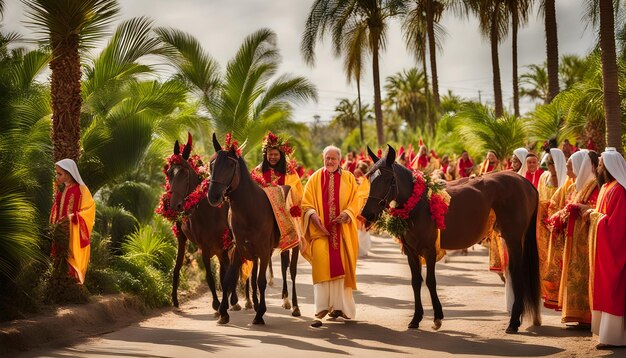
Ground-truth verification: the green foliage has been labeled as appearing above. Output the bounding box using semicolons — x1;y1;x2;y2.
121;225;177;273
93;204;138;252
107;181;160;224
112;256;171;307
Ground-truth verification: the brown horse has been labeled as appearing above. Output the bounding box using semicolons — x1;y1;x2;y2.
361;146;541;334
207;133;298;325
167;135;249;312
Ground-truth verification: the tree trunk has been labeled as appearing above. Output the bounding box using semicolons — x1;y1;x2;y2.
427;0;440;114
490;2;504;118
545;0;560;103
372;34;385;146
600;0;623;152
50;34;82;163
422;41;434;135
512;7;520;117
357;79;364;145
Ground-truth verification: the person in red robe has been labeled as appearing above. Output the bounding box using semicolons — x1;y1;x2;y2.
457;150;474;178
411;145;430;170
586;148;626;348
525;152;545;188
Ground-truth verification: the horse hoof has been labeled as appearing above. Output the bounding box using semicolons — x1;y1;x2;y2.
218;315;230;325
505;326;519;334
533;316;542;326
245;301;253;310
282;299;291;310
230;303;242;311
432;319;442;330
212;300;221;311
268;279;274;287
172;298;179;308
253;317;265;325
213;311;221;318
408;321;420;329
292;307;301;317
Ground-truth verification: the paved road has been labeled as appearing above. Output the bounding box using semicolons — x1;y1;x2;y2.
21;235;608;357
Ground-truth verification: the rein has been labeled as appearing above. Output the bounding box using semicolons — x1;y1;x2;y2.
211;155;240;198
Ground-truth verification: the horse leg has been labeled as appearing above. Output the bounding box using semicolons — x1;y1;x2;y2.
251;259;259;312
280;250;291;310
171;232;187;308
217;253;241;325
268;255;274;287
203;251;220;313
503;235;524;333
425;249;444;330
226;253;241;311
407;251;424;329
253;253;270;325
290;247;301;317
245;277;253;310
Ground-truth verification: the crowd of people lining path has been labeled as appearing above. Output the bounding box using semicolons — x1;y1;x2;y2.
51;131;626;350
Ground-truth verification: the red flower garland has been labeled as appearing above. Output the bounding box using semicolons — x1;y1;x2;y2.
290;205;302;218
224;133;242;156
221;228;233;251
386;170;449;231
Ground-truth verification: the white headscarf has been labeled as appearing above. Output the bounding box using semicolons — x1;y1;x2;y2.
549;148;568;188
602;147;626;189
570;150;592;192
56;159;86;186
513;147;529;177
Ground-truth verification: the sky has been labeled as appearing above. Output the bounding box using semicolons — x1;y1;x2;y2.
1;0;598;124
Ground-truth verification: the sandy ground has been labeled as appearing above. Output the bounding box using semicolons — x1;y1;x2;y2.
14;235;617;357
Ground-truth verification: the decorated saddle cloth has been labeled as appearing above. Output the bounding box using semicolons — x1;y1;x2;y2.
262;186;303;251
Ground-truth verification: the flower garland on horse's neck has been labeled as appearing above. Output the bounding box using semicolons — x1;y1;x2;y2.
156;144;211;228
376;169;450;238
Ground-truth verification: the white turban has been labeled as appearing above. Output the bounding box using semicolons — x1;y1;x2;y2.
549;148;568;188
602;147;626;189
513;147;529;177
570;150;592;192
56;159;86;186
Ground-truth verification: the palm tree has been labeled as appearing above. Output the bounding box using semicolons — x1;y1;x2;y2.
23;0;120;162
385;68;429;132
470;0;509;118
302;0;408;146
597;0;622;151
341;17;368;144
331;98;361;134
402;0;446;130
455;102;526;161
560;54;588;91
520;63;549;104
504;0;532;117
210;29;318;163
542;0;560;103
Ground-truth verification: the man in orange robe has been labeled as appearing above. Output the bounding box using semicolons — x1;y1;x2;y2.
301;145;360;328
587;148;626;348
50;159;96;284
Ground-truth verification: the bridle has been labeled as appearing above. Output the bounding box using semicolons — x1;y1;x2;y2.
210;154;240;197
367;166;397;207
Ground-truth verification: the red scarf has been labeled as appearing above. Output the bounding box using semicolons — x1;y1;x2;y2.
321;169;344;278
263;168;286;185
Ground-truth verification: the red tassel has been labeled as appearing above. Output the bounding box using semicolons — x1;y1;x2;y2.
187;132;193;151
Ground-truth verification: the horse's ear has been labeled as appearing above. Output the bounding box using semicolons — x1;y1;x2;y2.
174;140;180;155
386;144;396;167
367;146;379;164
212;132;222;152
182;132;192;159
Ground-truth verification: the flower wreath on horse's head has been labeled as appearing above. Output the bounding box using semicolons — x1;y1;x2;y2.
224;133;242;156
262;131;294;157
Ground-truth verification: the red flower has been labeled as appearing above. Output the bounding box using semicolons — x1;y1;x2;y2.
290;205;302;218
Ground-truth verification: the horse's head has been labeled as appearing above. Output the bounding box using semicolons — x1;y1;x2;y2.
207;133;240;207
361;145;398;228
167;133;200;212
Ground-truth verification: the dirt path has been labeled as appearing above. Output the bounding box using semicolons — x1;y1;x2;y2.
17;235;611;357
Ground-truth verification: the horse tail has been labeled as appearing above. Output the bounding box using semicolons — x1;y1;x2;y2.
522;205;541;325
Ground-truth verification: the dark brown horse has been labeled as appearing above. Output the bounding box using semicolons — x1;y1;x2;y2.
167;135;249;312
361;146;541;334
208;133;299;324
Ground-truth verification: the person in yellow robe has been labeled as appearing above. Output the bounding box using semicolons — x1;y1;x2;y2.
558;150;599;325
50;159;96;284
536;148;567;297
301;145;360;328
